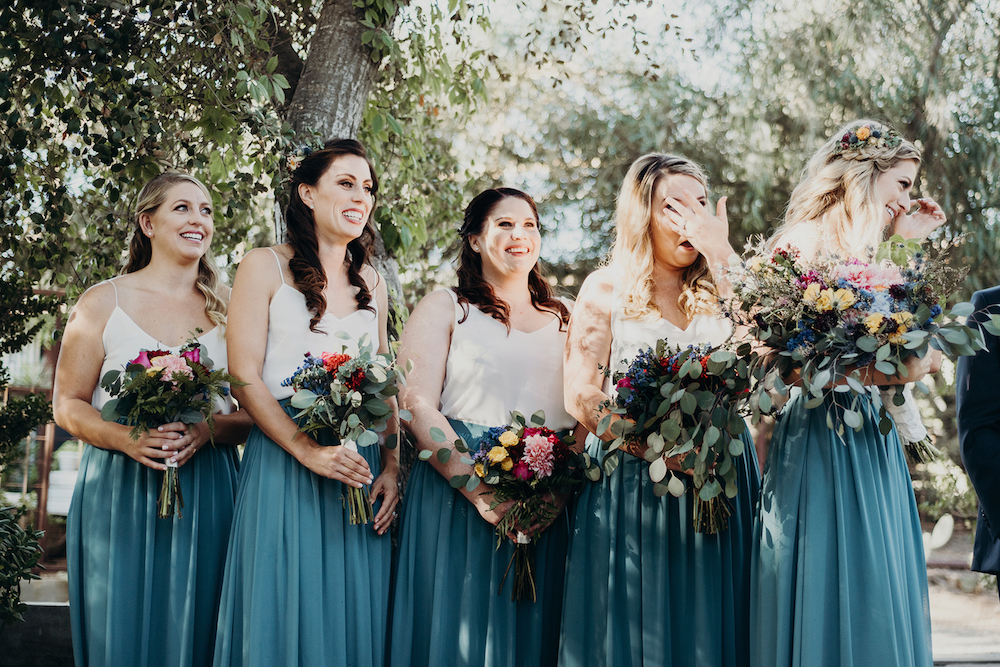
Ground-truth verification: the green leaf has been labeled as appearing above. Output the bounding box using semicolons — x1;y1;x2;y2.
100;399;120;422
856;336;878;353
290;389;318;409
950;302;974;318
418;450;433;461
430;427;446;442
436;448;452;464
530;410;545;426
728;438;744;456
874;361;897;376
602;451;620;477
679;393;697;415
465;476;480;492
449;474;469;489
842;409;862;430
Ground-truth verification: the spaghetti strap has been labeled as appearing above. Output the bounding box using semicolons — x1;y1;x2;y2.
268;247;286;285
106;278;119;307
444;288;462;324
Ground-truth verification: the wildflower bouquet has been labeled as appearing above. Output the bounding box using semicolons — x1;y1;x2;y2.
100;335;238;519
727;236;991;460
597;341;752;534
422;411;596;601
281;332;408;525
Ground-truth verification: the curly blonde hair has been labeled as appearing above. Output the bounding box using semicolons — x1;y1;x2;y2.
770;120;922;259
125;172;228;328
609;153;719;320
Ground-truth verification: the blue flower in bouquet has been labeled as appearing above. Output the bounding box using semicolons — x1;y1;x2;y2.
787;328;816;356
870;292;895;316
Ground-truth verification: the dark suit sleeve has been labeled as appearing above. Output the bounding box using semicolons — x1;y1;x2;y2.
957;288;1000;541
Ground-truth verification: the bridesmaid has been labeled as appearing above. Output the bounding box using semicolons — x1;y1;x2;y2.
212;139;400;666
54;172;251;667
389;187;576;667
752;121;944;666
560;154;760;667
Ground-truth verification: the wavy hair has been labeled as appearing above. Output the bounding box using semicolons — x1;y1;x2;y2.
125;172;227;328
456;188;570;330
769;119;922;259
609;154;719;320
285;138;378;333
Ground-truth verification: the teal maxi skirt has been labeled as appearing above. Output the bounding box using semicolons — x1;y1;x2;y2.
67;442;239;667
388;419;570;667
212;402;391;667
558;428;760;667
751;391;932;666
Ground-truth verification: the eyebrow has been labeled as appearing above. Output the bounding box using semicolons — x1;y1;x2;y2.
333;172;374;184
172;198;211;208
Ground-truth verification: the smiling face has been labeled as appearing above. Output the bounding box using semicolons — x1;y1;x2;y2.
649;173;707;270
139;181;214;262
875;159;918;224
298;154;374;243
469;196;541;280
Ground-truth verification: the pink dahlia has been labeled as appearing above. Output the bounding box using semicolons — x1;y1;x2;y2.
149;354;194;382
522;433;554;478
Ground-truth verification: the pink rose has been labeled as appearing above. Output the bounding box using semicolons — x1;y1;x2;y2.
522;433;554;478
616;377;633;391
149;354;194;382
181;347;200;364
513;461;533;481
129;350;152;368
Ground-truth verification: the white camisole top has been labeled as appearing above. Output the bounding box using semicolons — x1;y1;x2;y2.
437;289;576;431
90;279;234;415
260;247;380;400
605;276;732;396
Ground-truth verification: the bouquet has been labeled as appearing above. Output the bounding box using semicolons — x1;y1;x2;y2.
727;236;995;461
281;332;408;525
100;334;239;519
598;341;752;534
421;411;597;602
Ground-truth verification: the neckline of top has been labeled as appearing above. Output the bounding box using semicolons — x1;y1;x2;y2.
112;306;218;350
276;282;374;322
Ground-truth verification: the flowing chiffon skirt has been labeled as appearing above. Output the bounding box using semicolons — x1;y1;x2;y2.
558;428;760;667
212;401;391;667
751;391;932;667
67;442;239;667
388;419;570;667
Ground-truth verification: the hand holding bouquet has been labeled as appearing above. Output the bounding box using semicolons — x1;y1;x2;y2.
100;334;239;518
598;341;752;534
421;411;596;601
727;236;998;460
281;332;408;525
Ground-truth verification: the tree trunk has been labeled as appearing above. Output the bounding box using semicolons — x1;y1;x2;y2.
280;0;404;327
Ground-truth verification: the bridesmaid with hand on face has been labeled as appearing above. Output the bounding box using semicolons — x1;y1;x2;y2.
213;139;400;667
54;172;251;667
559;154;760;667
389;188;577;667
752;121;943;667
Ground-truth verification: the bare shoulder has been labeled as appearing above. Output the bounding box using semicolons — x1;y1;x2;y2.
774;224;823;259
576;268;615;310
69;281;117;327
411;288;456;321
361;263;384;295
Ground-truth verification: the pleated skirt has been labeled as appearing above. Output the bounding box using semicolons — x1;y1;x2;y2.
751;391;932;667
212;402;391;667
558;428;760;667
388;419;570;667
66;442;240;667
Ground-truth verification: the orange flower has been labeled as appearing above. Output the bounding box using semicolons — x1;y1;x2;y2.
855;126;871;141
322;352;351;373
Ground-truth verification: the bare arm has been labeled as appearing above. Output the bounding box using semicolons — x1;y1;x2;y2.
226;247;372;489
562;270;617;438
368;269;401;535
53;284;189;470
397;290;511;526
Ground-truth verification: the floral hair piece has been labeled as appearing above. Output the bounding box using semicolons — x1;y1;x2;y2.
833;123;903;159
285;138;326;175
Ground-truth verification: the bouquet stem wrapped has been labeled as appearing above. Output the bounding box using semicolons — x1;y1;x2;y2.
282;333;409;525
426;411;597;602
100;334;239;519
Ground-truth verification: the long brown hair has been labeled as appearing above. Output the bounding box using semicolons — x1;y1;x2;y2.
455;188;569;330
126;172;227;328
285;138;379;333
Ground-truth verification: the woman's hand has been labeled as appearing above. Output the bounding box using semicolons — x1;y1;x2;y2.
156;421;212;468
892;198;946;240
121;425;186;470
664;190;736;269
299;442;373;488
370;462;400;536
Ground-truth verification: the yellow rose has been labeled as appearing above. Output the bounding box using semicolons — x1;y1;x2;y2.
748;256;764;272
864;313;884;334
474;463;486;478
888;332;907;345
498;431;519;447
501;458;514;472
815;289;834;312
803;283;821;302
856;126;871;141
488;446;509;464
833;288;855;310
891;311;914;328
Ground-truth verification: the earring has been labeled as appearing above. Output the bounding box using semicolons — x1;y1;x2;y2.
473;244;480;251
